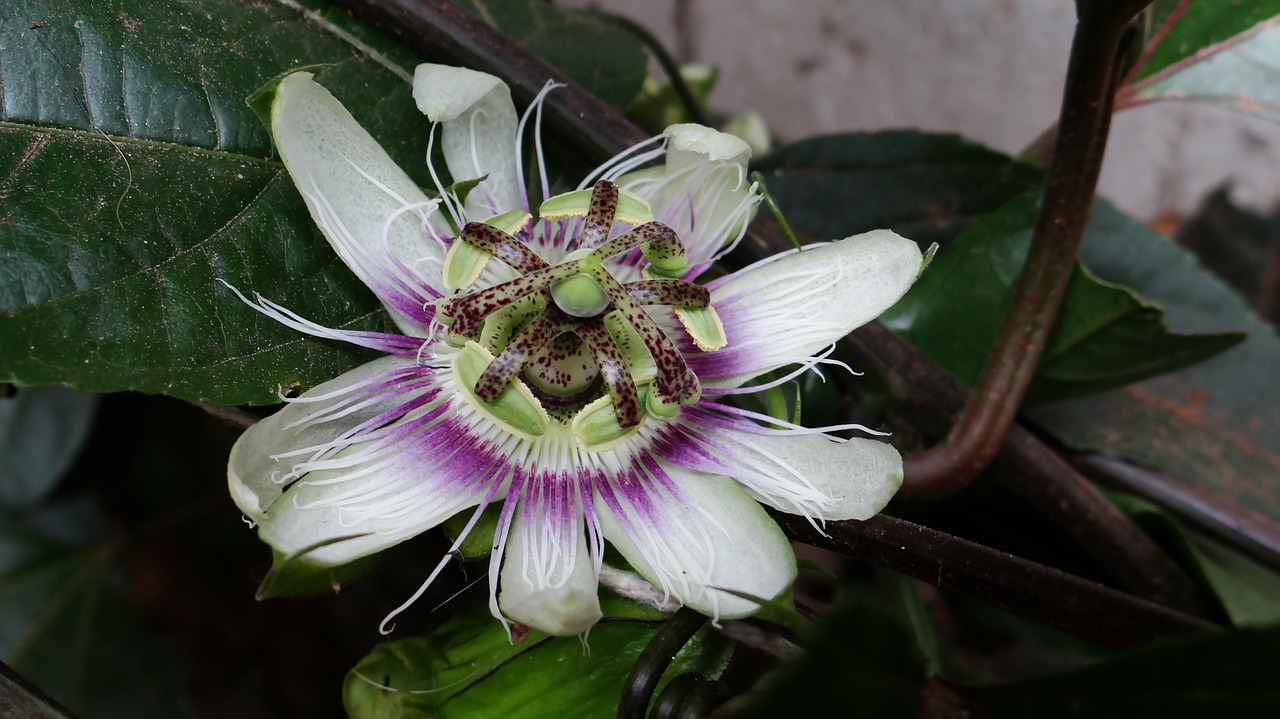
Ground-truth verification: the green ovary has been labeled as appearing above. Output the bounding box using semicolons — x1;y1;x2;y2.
550;273;611;318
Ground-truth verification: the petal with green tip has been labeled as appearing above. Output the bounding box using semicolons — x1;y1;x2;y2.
268;72;447;335
413;64;521;218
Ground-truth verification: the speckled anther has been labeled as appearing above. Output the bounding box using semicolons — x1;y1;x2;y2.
436;178;724;432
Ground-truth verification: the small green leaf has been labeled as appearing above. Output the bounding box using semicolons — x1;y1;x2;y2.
343;593;730;719
1188;534;1280;628
1109;493;1280;629
627;64;718;132
256;541;378;599
713;586;812;641
880;194;1243;403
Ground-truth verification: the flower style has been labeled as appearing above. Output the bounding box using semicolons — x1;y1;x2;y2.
228;64;925;637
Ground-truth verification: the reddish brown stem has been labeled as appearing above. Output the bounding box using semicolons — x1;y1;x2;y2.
901;1;1149;500
776;513;1216;650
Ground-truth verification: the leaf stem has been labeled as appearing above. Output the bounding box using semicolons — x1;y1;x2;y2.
899;0;1151;500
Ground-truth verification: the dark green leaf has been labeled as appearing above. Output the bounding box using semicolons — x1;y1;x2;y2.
1188;534;1280;628
0;0;432;405
0;388;98;508
880;194;1242;403
751;131;1043;246
343;593;730;719
452;0;647;110
0;501;193;719
1110;491;1280;629
1131;1;1280;83
976;626;1280;718
1028;201;1280;542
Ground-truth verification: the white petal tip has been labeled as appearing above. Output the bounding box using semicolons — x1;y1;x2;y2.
501;585;603;637
664;123;752;163
412;63;508;122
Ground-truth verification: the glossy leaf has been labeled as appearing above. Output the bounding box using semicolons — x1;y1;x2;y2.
0;501;192;719
342;593;730;719
880;194;1243;403
0;0;420;405
1130;1;1280;84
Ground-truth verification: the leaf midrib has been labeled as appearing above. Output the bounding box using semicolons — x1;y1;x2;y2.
0;119;283;169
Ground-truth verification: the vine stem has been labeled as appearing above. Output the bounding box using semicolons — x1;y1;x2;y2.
899;0;1151;500
774;513;1216;650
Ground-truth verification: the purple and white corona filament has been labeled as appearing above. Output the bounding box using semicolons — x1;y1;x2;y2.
227;65;925;637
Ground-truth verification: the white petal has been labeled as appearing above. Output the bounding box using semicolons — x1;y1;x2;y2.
696;229;924;388
413;64;521;217
618;124;759;274
666;123;751;166
499;510;602;636
271;72;446;334
228;355;423;523
718;431;902;521
230;354;501;567
257;458;489;566
597;468;796;620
